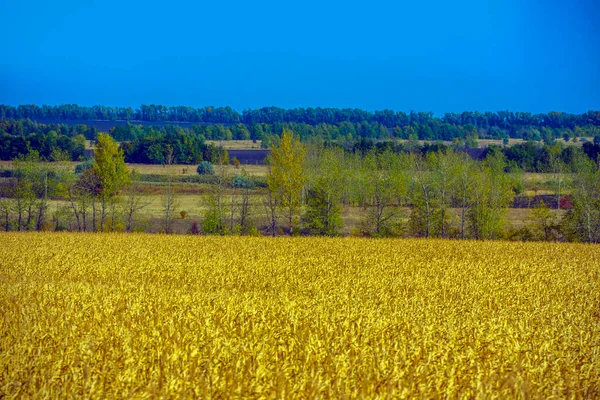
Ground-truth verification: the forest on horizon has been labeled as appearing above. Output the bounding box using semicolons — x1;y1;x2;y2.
2;104;600;138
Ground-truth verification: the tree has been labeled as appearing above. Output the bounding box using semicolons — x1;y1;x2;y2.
562;153;600;242
162;146;179;233
0;183;12;231
202;162;228;235
231;170;256;235
429;151;459;238
454;153;476;239
94;133;130;231
547;145;568;210
122;170;151;232
197;161;215;175
468;151;515;240
526;200;558;241
267;129;306;235
303;146;347;236
69;167;102;231
407;153;435;238
359;150;406;237
11;152;41;230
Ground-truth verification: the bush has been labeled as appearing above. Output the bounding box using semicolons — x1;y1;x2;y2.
232;175;255;189
180;210;187;219
197;161;215;175
75;161;94;174
190;222;200;235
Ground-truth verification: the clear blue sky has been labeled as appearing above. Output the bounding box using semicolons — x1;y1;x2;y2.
1;0;598;114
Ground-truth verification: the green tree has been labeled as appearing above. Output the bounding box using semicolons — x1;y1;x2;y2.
197;161;215;175
468;151;515;240
453;152;476;239
562;153;600;242
430;151;460;238
547;144;568;210
526;200;558;241
202;162;229;235
267;129;306;235
359;150;406;237
303;146;347;236
11;152;40;230
407;153;436;238
94;133;130;231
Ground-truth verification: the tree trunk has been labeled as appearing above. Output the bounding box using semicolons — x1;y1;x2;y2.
100;198;107;232
92;199;97;232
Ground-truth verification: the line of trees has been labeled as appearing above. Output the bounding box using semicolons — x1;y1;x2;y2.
2;104;600;140
194;131;600;242
3;117;600;171
1;131;599;242
0;120;226;165
0;134;130;232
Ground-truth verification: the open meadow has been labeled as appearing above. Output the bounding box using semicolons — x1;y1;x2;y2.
1;233;599;397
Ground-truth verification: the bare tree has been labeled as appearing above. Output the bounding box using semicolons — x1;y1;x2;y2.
123;170;151;232
162;146;179;233
263;182;279;237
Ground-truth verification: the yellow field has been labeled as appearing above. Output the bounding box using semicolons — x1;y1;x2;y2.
1;234;599;398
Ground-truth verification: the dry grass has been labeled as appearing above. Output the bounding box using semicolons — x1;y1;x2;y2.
1;234;599;397
127;163;269;177
206;140;263;150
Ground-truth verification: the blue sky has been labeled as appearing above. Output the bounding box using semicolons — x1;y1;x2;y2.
0;0;598;114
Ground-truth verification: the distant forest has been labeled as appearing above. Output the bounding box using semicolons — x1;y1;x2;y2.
2;118;600;172
2;105;600;170
1;104;600;141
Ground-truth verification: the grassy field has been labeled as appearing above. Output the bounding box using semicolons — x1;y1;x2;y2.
206;140;263;149
128;163;270;177
415;138;590;148
0;158;570;191
0;161;270;177
1;233;599;397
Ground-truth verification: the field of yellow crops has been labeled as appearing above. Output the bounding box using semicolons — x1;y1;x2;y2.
1;233;599;398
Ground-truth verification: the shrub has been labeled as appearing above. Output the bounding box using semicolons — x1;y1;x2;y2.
75;161;94;174
232;175;255;189
180;210;187;219
197;161;215;175
190;222;200;235
247;226;261;236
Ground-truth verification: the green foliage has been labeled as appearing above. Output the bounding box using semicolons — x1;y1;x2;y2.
268;130;306;234
359;150;406;237
303;187;343;236
232;175;255;189
197;161;215;175
561;153;600;243
202;196;227;235
75;161;93;174
303;146;347;236
94;133;130;198
467;152;515;240
526;200;559;241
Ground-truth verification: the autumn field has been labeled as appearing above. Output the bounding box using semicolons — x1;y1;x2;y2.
1;233;599;398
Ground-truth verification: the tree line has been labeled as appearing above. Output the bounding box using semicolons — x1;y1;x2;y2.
0;119;226;165
1;131;599;242
3;118;600;171
265;131;600;242
2;104;600;140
